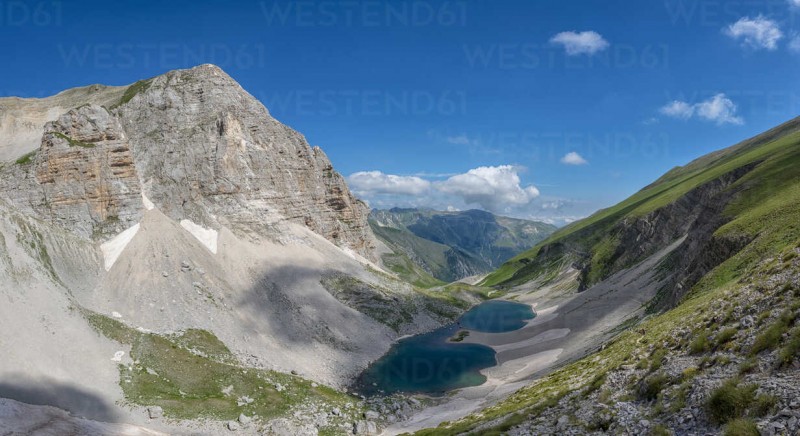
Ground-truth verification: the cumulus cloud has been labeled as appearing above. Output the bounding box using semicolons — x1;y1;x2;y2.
347;171;431;196
724;16;783;50
659;94;743;125
659;100;695;120
560;152;588;165
695;94;744;125
790;0;800;8
550;31;610;55
435;165;539;212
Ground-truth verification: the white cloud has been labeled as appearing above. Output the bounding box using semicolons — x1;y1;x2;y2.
435;165;539;212
347;171;431;196
724;16;783;50
446;135;472;145
790;0;800;8
695;94;744;125
790;35;800;52
659;94;743;125
659;100;695;120
550;31;610;56
560;152;588;165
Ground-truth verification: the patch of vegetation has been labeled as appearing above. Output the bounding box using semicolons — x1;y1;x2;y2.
681;367;699;381
52;131;95;148
649;348;668;372
714;327;738;349
650;424;672;436
584;373;606;396
750;393;777;417
320;273;415;331
751;310;795;355
705;378;757;425
15;151;36;165
689;330;710;354
449;330;469;342
638;373;671;401
83;311;357;422
479;413;526;436
738;357;759;375
167;329;236;364
112;79;152;109
777;327;800;368
723;418;760;436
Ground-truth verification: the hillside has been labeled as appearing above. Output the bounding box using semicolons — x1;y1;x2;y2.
370;208;556;285
412;118;800;435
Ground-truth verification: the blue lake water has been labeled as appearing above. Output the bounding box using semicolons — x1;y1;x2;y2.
354;300;535;396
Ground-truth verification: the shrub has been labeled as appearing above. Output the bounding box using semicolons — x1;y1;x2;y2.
585;373;606;395
777;328;800;368
750;394;777;417
690;331;711;354
738;357;759;375
682;367;699;381
751;310;794;355
639;373;671;401
649;424;672;436
705;378;757;424
715;327;738;349
723;418;759;436
649;348;668;371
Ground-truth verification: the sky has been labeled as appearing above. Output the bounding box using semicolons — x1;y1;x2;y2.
1;0;799;225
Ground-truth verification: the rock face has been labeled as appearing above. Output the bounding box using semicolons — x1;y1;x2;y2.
0;64;376;259
33;105;143;237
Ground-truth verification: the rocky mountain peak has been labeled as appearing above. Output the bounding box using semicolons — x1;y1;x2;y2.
0;65;377;259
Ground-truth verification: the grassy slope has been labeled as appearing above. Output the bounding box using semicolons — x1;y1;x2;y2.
371;223;449;287
83;311;362;430
482;117;800;288
417;118;800;435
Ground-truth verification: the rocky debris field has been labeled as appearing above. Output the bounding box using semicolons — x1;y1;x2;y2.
503;249;800;436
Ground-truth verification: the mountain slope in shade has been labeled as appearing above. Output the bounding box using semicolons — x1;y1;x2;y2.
370;208;556;284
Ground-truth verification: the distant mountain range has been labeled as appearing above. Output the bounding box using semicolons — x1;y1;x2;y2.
369;208;557;285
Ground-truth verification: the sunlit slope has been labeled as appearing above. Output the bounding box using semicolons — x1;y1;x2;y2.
483;116;800;293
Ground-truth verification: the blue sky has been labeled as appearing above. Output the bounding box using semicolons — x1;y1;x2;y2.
2;0;799;224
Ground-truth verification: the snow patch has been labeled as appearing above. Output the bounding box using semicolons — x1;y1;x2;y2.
180;219;218;254
142;192;155;210
101;223;140;271
111;311;122;319
111;351;125;362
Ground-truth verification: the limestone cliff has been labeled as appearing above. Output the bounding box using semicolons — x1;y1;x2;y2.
0;64;377;260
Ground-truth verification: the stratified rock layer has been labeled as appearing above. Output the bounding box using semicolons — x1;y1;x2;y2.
35;105;143;237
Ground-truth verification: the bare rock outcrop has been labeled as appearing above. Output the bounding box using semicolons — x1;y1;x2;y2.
34;105;143;237
112;64;375;259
